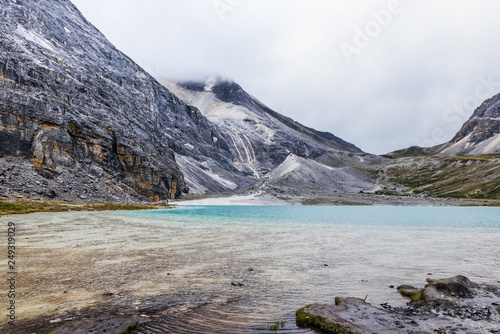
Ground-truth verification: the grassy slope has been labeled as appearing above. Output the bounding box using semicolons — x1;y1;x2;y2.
383;154;500;200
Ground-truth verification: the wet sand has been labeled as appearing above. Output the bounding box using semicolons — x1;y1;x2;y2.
2;210;317;333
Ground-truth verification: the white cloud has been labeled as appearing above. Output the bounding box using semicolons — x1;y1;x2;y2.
71;0;500;154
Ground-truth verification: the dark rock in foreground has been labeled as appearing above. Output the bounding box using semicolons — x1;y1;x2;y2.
297;275;500;334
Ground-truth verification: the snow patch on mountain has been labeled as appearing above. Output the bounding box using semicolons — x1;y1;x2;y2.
164;81;263;124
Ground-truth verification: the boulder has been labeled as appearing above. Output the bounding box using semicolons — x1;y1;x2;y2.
297;276;500;334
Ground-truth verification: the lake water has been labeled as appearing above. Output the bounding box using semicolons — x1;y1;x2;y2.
118;205;500;333
12;205;500;333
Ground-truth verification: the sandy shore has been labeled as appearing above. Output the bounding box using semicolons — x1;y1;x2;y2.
174;192;495;207
174;192;290;206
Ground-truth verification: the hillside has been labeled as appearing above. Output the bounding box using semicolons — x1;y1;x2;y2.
380;154;500;200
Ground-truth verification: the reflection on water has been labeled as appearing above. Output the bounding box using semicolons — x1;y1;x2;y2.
9;206;500;333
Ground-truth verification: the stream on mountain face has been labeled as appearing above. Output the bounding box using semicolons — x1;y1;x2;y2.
4;206;500;333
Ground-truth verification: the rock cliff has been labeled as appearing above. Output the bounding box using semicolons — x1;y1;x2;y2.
0;0;232;201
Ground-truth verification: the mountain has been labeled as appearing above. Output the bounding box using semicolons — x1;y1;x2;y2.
380;154;500;199
0;0;381;202
265;153;375;194
438;92;500;155
385;91;500;158
163;78;382;195
0;0;242;202
380;91;500;200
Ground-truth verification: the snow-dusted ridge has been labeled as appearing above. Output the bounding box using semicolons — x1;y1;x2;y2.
437;92;500;155
163;79;382;195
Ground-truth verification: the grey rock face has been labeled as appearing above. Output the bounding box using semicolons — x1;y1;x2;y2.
0;157;149;203
0;0;234;200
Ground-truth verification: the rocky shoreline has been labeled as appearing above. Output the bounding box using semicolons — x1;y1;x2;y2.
297;275;500;334
0;157;153;204
14;275;500;334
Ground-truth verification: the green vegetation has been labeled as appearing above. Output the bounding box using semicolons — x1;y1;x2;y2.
374;189;401;196
397;285;426;302
296;305;356;334
496;307;500;315
335;296;342;306
0;198;168;216
267;320;285;333
0;200;36;213
384;154;500;201
353;166;380;180
122;322;138;334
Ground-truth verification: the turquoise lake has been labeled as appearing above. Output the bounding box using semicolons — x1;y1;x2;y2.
135;205;500;229
114;205;500;333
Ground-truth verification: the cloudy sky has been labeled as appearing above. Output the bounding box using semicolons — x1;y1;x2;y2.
71;0;500;154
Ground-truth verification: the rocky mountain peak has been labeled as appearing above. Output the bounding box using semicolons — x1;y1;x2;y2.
439;92;500;155
163;79;378;195
0;0;379;201
178;77;257;110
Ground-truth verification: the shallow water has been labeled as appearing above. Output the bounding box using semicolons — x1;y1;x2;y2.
8;206;500;333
